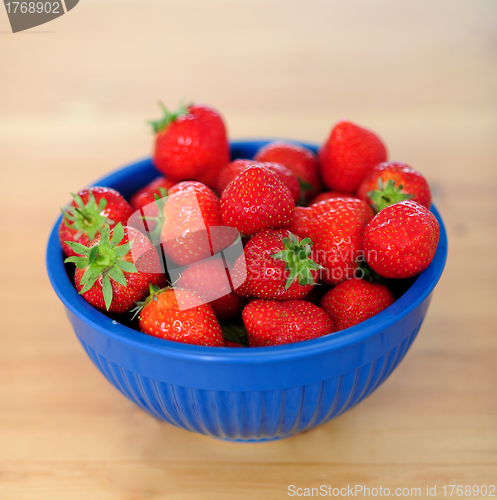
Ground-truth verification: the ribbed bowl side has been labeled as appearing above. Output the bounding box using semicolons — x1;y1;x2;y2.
76;321;422;441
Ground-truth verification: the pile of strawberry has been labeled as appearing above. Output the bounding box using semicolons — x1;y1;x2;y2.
59;102;439;348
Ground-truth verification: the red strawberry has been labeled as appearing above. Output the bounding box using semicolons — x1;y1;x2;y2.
220;165;295;236
224;340;245;348
127;177;177;240
290;197;374;285
59;187;134;257
129;176;176;211
319;121;387;193
254;142;322;203
160;181;237;266
320;279;395;331
308;190;357;206
242;299;334;346
149;102;229;189
232;229;321;301
137;285;225;346
65;223;166;313
176;257;245;320
356;161;432;212
217;159;300;203
362;200;440;279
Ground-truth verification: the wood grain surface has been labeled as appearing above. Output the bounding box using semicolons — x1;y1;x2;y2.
1;1;496;498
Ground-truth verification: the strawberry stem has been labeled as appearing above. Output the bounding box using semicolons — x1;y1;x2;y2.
61;190;114;242
147;101;190;134
64;223;138;311
367;179;415;212
131;283;164;320
270;232;323;290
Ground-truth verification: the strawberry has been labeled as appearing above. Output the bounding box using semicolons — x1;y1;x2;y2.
356;161;432;212
129;176;176;211
64;223;166;313
254;141;322;203
160;181;237;266
176;257;245;320
220;165;295;236
320;278;395;331
242;299;334;347
217;159;300;203
127;177;177;240
362;200;440;279
136;285;225;346
59;187;133;257
319;120;387;193
290;197;374;285
149;102;229;189
232;229;321;301
224;340;245;348
308;190;357;206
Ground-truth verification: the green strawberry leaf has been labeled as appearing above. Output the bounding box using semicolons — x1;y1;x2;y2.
64;256;89;269
79;266;101;294
271;232;323;290
108;265;127;287
367;179;415;213
62;190;115;242
114;242;132;258
65;241;91;256
88;245;99;265
102;273;113;311
220;321;249;347
99;223;111;246
71;192;85;210
60;207;76;222
96;196;107;213
110;222;125;248
116;259;138;273
68;223;145;312
147;101;190;134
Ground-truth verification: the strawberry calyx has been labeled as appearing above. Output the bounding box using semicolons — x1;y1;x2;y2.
64;223;138;310
130;282;163;320
147;101;190;134
61;191;114;241
270;232;323;290
139;188;168;245
367;179;414;212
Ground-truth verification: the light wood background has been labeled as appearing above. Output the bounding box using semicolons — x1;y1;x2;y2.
1;1;496;498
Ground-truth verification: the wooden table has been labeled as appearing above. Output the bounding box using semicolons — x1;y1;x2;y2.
1;1;496;498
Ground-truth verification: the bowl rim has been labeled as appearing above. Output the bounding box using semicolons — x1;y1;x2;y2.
46;139;448;365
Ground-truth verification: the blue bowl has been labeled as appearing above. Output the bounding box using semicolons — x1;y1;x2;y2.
46;140;448;441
